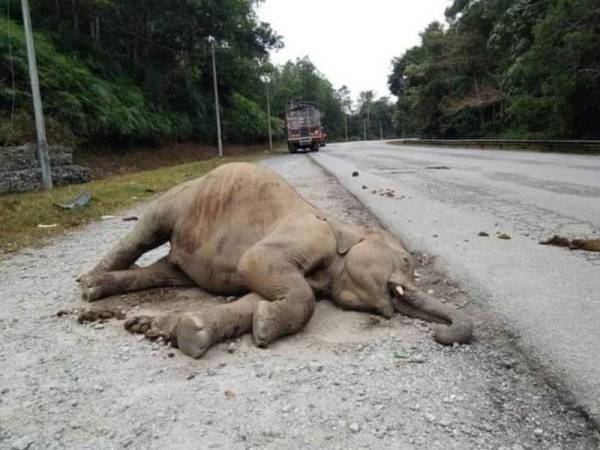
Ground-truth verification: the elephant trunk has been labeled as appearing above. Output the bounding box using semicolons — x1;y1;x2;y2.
392;283;473;345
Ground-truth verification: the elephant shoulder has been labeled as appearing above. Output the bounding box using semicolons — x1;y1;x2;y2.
243;212;337;273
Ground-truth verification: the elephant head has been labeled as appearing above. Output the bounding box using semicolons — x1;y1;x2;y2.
325;219;473;345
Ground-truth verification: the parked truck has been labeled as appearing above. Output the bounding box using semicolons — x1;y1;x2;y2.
285;101;325;153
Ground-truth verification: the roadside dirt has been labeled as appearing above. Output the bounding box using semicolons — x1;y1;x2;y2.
0;156;597;449
540;235;600;252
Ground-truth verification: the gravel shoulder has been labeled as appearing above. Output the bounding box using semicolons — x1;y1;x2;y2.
0;155;597;450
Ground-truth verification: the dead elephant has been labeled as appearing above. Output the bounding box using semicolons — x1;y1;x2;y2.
79;163;472;358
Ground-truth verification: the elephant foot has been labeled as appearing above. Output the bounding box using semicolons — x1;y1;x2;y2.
78;263;142;302
174;314;215;359
125;313;214;358
79;272;114;302
252;301;281;348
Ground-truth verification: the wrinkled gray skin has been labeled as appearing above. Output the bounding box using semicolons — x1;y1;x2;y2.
79;163;472;358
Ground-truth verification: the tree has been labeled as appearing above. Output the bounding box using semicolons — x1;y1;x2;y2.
388;0;600;139
267;57;346;140
0;0;285;145
503;0;600;137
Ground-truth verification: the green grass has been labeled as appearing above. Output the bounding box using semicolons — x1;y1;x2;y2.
0;153;264;254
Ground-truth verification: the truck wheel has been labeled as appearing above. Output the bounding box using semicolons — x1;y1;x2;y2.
312;143;320;152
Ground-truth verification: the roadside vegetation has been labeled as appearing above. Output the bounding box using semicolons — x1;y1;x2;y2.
0;151;264;253
389;0;600;139
4;0;598;155
0;0;283;147
0;0;394;150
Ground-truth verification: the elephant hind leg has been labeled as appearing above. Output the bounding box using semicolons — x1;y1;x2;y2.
81;257;194;302
173;293;262;358
173;290;316;357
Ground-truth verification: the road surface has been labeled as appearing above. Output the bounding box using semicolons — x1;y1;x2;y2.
312;141;600;426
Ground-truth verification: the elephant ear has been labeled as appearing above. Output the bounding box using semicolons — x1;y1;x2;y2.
324;218;366;255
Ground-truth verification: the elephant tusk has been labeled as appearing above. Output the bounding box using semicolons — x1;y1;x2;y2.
395;285;404;296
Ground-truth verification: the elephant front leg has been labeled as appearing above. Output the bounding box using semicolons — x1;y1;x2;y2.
79;211;170;283
81;257;194;302
173;293;262;358
239;250;316;348
252;287;315;347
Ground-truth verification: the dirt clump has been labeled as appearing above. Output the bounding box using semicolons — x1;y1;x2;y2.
77;307;125;323
540;235;600;252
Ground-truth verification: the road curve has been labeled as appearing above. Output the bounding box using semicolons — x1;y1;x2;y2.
311;141;600;424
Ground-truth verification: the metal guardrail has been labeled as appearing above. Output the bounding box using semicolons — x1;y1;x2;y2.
389;139;600;153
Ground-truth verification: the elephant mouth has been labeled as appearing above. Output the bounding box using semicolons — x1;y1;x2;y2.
389;284;410;309
393;285;405;297
390;284;428;320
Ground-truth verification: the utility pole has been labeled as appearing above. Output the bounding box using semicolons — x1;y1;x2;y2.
344;114;348;142
261;75;273;152
21;0;52;189
363;119;367;141
209;36;223;158
379;121;383;140
266;82;272;152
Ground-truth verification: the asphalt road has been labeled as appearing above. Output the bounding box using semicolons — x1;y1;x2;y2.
312;141;600;425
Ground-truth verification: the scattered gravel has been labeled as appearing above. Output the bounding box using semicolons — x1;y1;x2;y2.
348;423;361;433
0;155;597;449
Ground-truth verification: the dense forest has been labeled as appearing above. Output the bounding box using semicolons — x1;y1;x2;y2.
0;0;392;148
3;1;599;148
388;0;600;139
